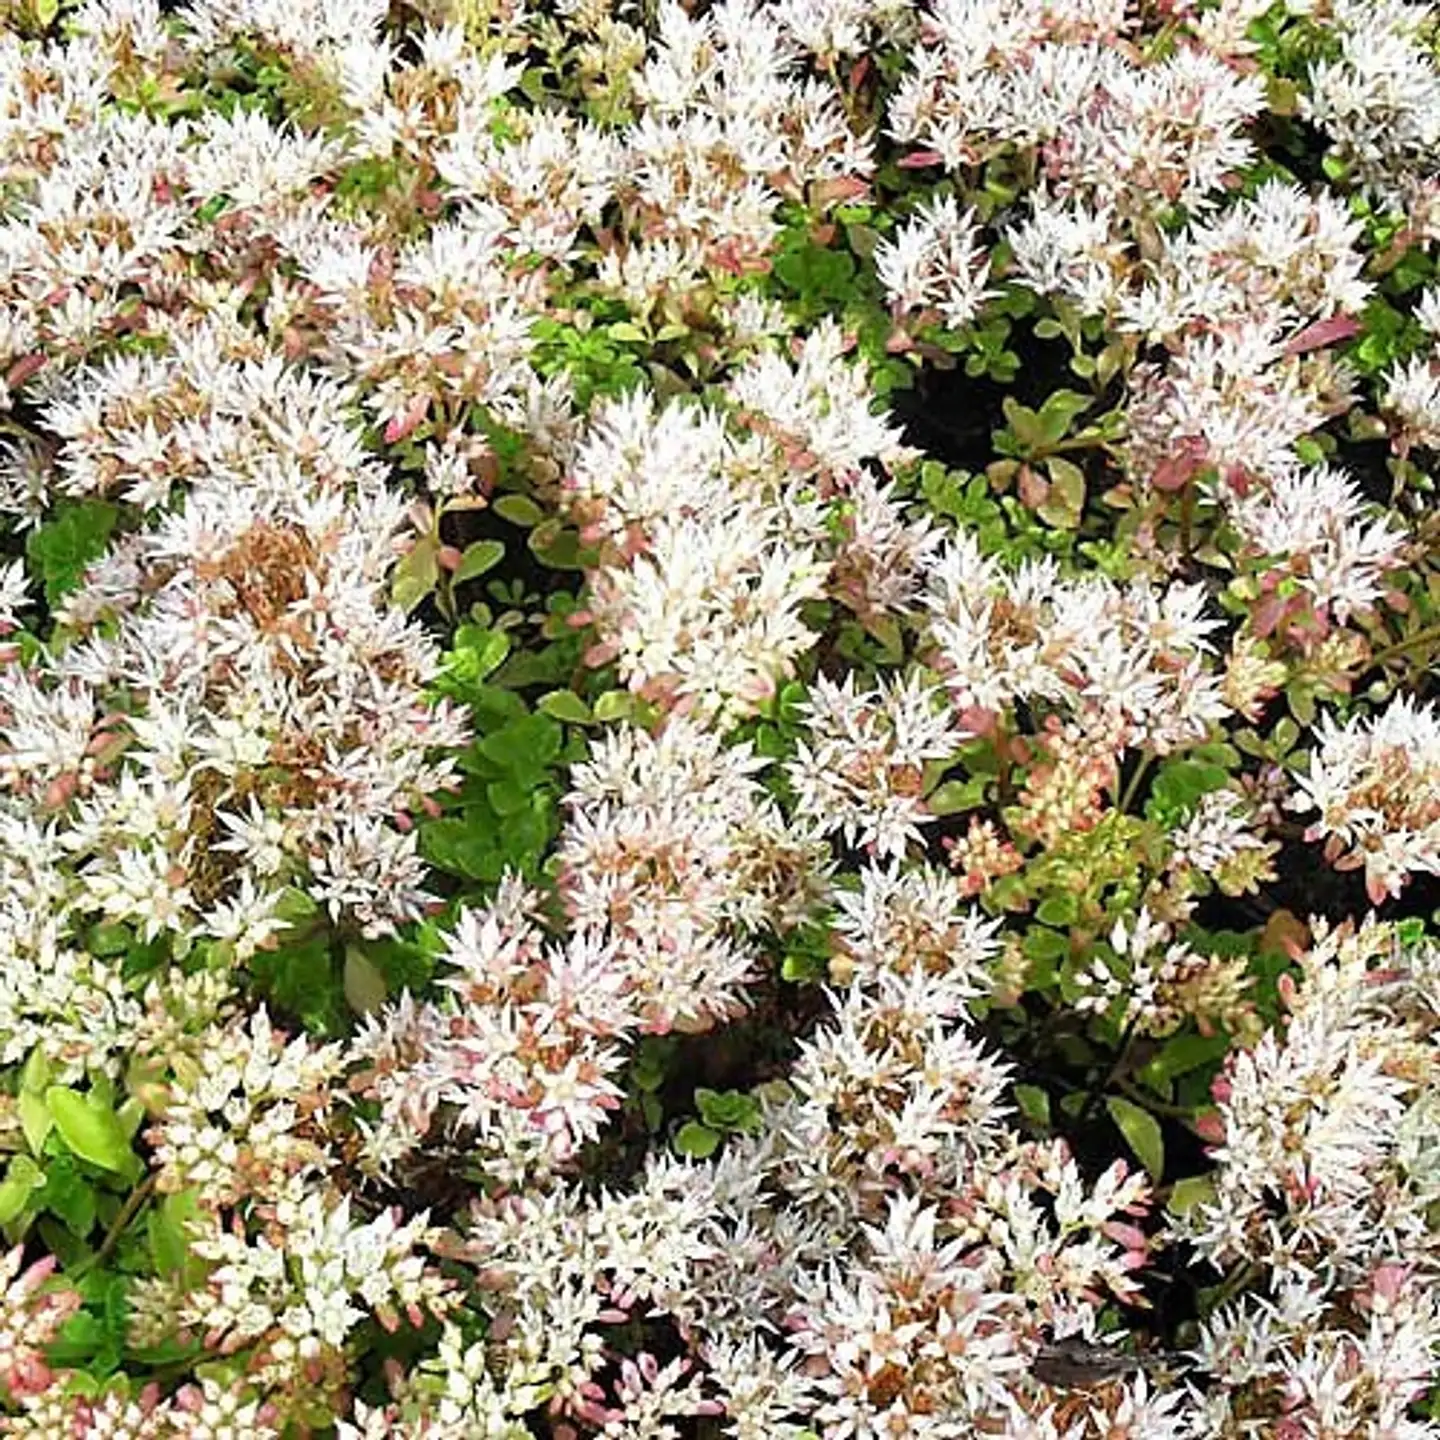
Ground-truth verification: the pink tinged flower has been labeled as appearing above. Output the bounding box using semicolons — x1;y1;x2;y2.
1193;1110;1225;1144
1361;1263;1412;1312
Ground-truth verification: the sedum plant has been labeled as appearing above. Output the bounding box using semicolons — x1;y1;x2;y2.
0;0;1437;1435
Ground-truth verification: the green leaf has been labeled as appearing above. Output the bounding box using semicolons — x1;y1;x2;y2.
927;776;989;815
1022;927;1069;962
451;540;505;586
343;946;388;1015
419;817;502;882
443;626;511;691
1035;389;1092;446
630;1040;671;1094
0;1155;45;1225
478;714;563;773
37;1217;93;1271
1106;1096;1165;1180
37;1156;98;1238
117;1098;145;1142
537;690;593;725
1000;397;1044;452
592;690;635;723
1286;681;1316;726
493;494;546;528
1038;455;1086;529
1138;1033;1229;1089
46;1088;135;1175
20;1048;50;1095
390;535;440;614
674;1121;720;1159
1013;1084;1051;1129
273;887;320;924
781;950;826;983
1035;894;1078;928
1148;759;1230;820
85;923;131;958
246;933;347;1038
1166;1173;1217;1217
529;523;587;571
695;1089;761;1133
481;777;526;817
148;1190;199;1277
18;1091;51;1157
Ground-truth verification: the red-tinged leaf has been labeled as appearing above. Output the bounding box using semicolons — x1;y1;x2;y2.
383;395;430;445
1284;313;1362;356
1151;445;1203;492
5;353;45;389
1017;463;1050;510
899;150;943;169
809;175;870;207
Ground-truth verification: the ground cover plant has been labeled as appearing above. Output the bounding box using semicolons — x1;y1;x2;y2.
2;0;1440;1433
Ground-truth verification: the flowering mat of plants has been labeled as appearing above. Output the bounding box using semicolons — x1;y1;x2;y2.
6;0;1440;1433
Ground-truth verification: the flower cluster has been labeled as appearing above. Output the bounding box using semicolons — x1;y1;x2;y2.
924;533;1229;754
1;0;1440;1434
1173;918;1440;1435
1292;693;1440;903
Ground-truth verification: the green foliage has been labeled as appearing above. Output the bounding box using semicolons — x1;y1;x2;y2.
531;312;648;407
1348;296;1428;377
420;643;584;886
778;921;835;984
1106;1095;1165;1180
25;500;119;606
674;1087;763;1158
247;923;348;1037
1144;757;1232;826
771;240;858;316
46;1089;141;1179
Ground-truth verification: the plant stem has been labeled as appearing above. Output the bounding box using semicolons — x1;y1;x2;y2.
1118;749;1154;814
1204;1258;1262;1316
1079;1018;1140;1127
1367;624;1440;670
80;1174;157;1276
1118;1078;1196;1120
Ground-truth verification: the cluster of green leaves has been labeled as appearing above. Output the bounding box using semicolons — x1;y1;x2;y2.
23;499;118;610
764;206;916;398
245;889;445;1037
0;1048;181;1385
421;622;587;889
